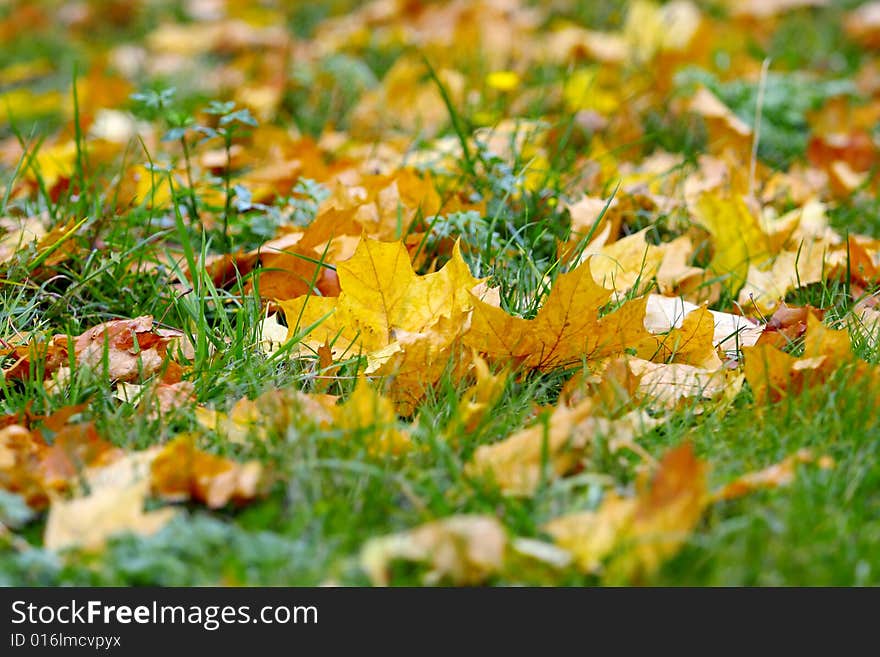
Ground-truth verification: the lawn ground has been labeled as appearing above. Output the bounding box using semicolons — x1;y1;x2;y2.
1;0;880;586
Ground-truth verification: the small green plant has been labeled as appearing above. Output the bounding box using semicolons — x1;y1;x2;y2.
675;67;856;167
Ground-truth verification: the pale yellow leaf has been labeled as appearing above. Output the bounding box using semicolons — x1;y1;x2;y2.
44;482;175;552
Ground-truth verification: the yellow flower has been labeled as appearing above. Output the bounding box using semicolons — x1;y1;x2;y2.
486;70;521;93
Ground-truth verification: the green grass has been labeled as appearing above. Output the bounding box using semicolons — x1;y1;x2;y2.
656;366;880;586
1;0;880;586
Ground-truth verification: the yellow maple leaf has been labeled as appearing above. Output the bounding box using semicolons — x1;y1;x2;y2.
456;354;508;433
579;228;665;296
364;315;472;415
279;238;483;410
738;239;830;315
545;442;707;581
655;235;716;302
463;259;652;370
43;481;176;552
333;378;411;455
639;305;723;370
280;238;481;354
743;314;854;403
466;398;656;496
693;193;770;294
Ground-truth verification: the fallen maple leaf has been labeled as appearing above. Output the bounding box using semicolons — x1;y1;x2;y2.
0;421;122;509
74;316;192;382
464;258;652;370
361;515;507;586
3;316;192;384
738;241;830;315
150;435;263;508
744;314;855;403
331;379;411;455
655;235;715;302
545;442;707;580
639;305;723;370
712;449;833;502
43;481;176;552
643;294;764;354
691;192;770;295
578;227;664;296
456;354;508;433
466;398;656;496
280;238;483;411
281;238;480;349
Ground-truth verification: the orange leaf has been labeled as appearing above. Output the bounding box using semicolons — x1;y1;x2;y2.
150;435;263;508
464;259;652;370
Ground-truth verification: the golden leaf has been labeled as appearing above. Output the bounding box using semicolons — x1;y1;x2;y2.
738;240;830;315
0;215;46;264
150;435;263;508
655;235;712;300
281;238;480;354
579;228;664;295
639;306;723;370
744;314;852;403
546;442;708;581
644;294;764;353
457;354;508;433
692;193;770;294
464;260;652;370
364;315;472;416
280;238;483;410
711;449;831;502
466;399;656;496
333;379;411;455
